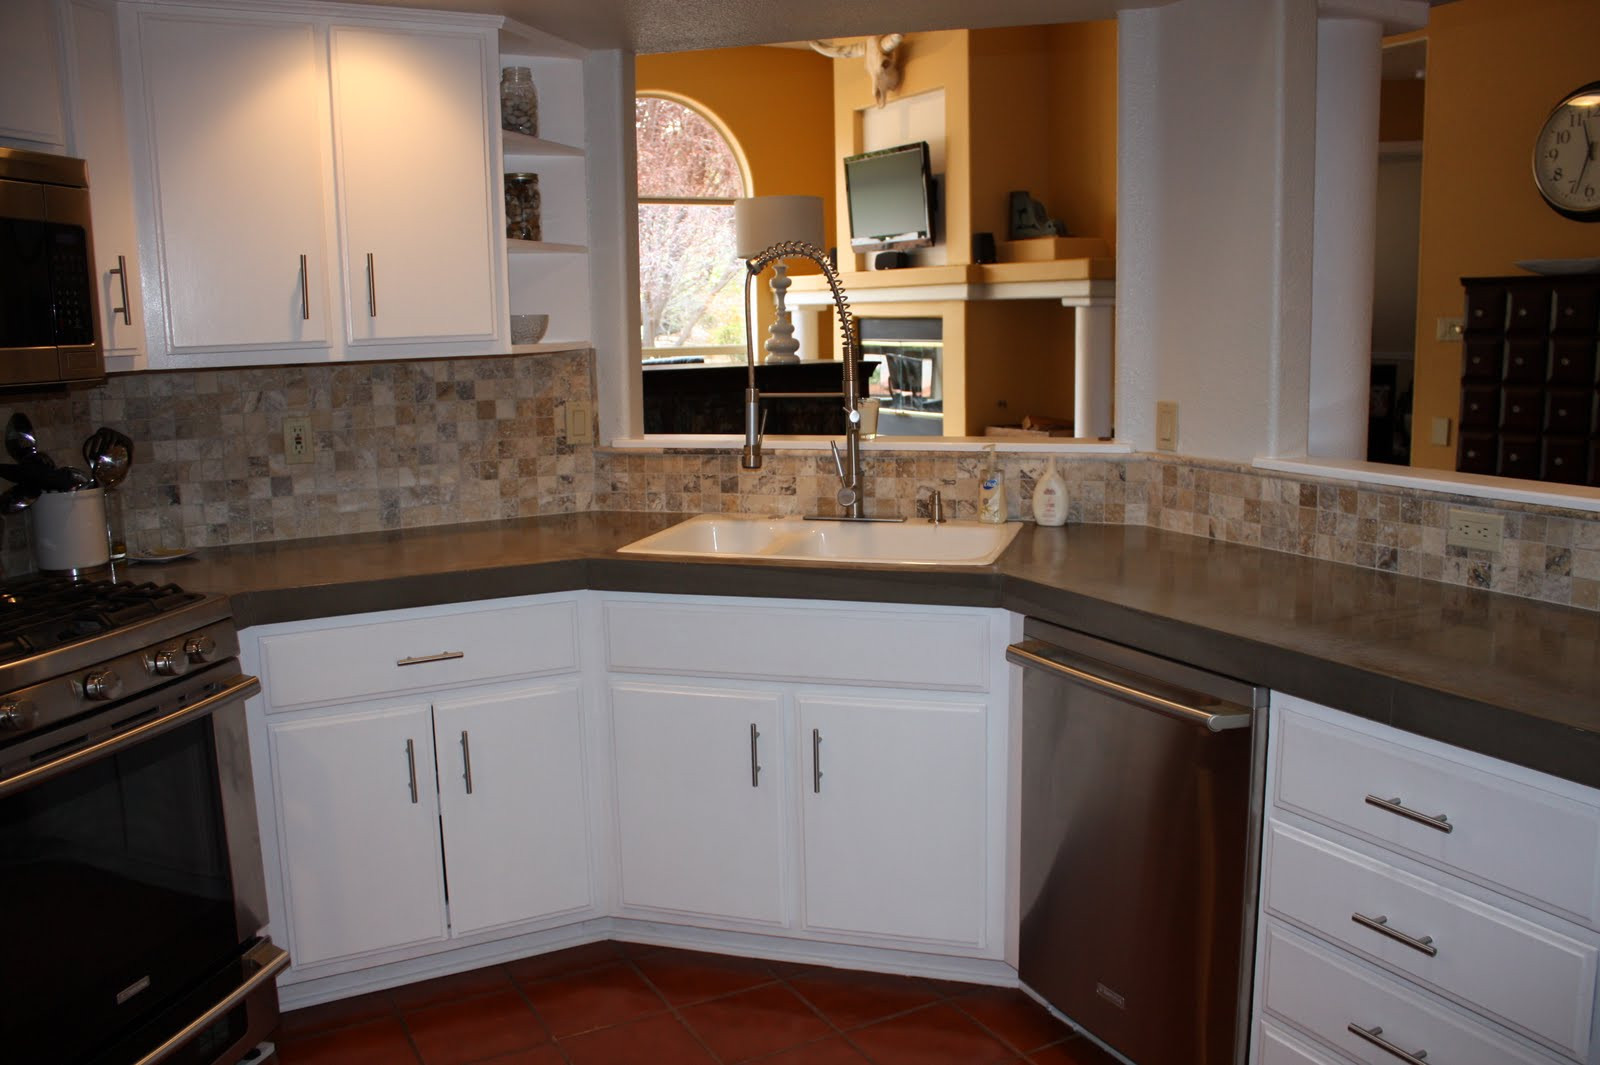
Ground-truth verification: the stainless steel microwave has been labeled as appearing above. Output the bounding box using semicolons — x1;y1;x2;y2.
0;147;104;388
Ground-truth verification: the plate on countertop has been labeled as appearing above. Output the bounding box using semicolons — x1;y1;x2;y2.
1515;258;1600;276
125;547;196;563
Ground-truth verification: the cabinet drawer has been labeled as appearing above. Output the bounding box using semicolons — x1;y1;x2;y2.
1260;921;1568;1065
1274;705;1600;925
604;600;990;691
1461;338;1503;382
1548;339;1597;386
260;601;579;711
1505;340;1547;385
1459;385;1499;429
1544;437;1590;485
1501;386;1544;432
1457;431;1497;474
1552;284;1599;335
1256;1020;1349;1065
1500;434;1541;478
1508;287;1552;335
1264;820;1598;1058
1464;285;1507;332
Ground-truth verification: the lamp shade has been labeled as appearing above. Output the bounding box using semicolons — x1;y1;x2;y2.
734;195;825;258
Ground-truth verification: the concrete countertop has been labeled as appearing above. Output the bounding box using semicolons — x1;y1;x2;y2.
132;512;1600;789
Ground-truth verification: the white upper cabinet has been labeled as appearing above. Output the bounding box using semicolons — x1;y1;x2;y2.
61;0;146;360
0;0;67;149
132;10;332;353
329;25;499;346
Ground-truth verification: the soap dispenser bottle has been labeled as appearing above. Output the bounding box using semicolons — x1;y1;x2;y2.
1031;456;1068;527
979;446;1007;524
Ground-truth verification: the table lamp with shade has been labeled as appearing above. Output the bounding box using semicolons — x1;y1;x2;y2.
734;195;825;364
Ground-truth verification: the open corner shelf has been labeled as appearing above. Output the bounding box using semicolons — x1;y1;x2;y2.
508;239;587;255
510;340;589;355
502;130;584;158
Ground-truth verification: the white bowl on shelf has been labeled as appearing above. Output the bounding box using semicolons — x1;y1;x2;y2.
511;313;549;345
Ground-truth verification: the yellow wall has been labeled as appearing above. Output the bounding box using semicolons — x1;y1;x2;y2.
1410;0;1600;471
961;301;1077;433
636;47;836;350
1044;21;1118;253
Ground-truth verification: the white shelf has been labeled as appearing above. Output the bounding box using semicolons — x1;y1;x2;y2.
508;238;587;255
498;19;585;59
510;340;589;354
502;130;584;158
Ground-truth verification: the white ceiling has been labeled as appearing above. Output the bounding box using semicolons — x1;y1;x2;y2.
335;0;1175;52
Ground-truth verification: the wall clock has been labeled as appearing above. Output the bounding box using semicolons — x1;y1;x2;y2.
1533;81;1600;221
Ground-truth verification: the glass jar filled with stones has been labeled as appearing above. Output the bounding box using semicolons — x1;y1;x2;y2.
505;173;541;241
500;66;538;136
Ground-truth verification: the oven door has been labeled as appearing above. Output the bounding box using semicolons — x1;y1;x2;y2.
0;668;287;1065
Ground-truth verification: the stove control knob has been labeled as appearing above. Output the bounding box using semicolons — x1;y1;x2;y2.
0;698;36;731
184;635;217;663
84;670;123;701
149;647;190;678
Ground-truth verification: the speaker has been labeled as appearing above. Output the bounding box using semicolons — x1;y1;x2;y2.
874;251;909;270
972;232;997;264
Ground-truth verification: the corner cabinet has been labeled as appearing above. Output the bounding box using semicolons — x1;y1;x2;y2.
123;2;509;368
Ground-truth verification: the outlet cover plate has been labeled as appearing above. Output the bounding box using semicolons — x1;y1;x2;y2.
1447;508;1502;552
1155;401;1178;452
567;401;593;446
283;416;313;465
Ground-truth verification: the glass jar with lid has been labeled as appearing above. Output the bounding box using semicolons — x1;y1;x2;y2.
500;67;538;136
505;173;542;242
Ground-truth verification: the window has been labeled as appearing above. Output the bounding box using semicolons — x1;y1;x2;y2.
635;95;749;362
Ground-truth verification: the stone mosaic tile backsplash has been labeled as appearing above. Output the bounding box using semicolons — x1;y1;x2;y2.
3;351;1597;614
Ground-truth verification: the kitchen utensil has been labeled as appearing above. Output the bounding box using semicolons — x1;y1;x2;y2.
30;487;109;571
5;413;51;468
84;427;133;489
1;461;87;492
0;483;38;514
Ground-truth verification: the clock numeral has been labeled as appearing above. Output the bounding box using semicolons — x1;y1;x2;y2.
1572;111;1587;128
1548;148;1560;161
1587;185;1597;201
1557;129;1573;144
1554;167;1565;181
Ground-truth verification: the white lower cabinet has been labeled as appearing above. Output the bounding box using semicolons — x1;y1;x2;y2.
610;683;786;925
1252;693;1600;1065
798;693;987;947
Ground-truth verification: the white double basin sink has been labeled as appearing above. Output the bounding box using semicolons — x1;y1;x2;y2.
618;514;1022;566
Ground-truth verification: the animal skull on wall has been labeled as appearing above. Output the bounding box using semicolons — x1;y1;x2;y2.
810;34;905;108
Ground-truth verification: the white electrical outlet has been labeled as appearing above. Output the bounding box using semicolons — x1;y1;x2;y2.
1155;401;1178;452
1447;508;1503;552
283;416;313;465
567;401;593;446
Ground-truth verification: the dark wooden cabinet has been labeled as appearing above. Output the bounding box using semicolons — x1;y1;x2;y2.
1458;275;1600;485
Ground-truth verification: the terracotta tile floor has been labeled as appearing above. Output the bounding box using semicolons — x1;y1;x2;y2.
271;942;1122;1065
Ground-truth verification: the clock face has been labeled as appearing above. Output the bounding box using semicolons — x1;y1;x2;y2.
1534;81;1600;221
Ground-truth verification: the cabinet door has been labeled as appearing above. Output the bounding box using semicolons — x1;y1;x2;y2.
798;694;988;947
0;0;66;147
135;11;330;351
62;0;145;357
610;682;786;925
270;704;447;967
329;25;498;344
433;683;593;937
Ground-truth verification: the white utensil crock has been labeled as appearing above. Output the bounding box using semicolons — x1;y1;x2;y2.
31;488;110;572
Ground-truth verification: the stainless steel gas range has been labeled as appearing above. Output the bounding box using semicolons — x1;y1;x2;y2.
0;575;287;1065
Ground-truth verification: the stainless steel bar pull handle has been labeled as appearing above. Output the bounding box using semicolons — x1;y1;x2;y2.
749;723;761;787
397;651;464;667
1365;794;1453;833
110;254;132;325
405;738;419;804
366;252;377;317
1352;912;1437;957
812;728;823;793
1347;1024;1429;1064
133;940;291;1065
298;254;309;321
1005;641;1251;732
461;730;474;795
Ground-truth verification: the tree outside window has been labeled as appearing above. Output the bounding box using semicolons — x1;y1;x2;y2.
636;95;748;361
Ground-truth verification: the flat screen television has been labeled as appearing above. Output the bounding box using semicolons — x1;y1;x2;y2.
843;142;935;253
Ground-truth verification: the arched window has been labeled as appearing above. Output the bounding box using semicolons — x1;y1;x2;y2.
635;95;749;359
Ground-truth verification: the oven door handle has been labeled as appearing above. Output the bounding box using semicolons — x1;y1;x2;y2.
0;673;260;799
134;938;290;1065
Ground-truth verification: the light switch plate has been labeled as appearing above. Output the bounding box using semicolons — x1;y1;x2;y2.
567;401;593;446
1435;317;1464;342
283;416;313;465
1155;402;1178;452
1429;416;1451;448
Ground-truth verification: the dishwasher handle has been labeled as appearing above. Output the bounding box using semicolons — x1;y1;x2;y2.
1006;640;1252;733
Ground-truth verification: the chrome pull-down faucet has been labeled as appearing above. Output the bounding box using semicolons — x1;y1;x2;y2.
739;242;900;523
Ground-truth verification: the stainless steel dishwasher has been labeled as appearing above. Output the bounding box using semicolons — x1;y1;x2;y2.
1008;618;1267;1065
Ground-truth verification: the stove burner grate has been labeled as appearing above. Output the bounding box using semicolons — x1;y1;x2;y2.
0;577;207;664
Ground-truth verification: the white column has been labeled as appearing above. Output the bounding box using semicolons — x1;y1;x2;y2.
1072;304;1114;439
1309;16;1383;458
792;306;824;362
